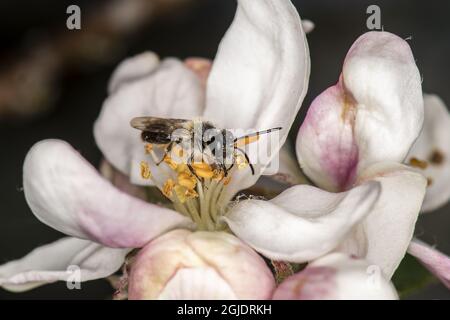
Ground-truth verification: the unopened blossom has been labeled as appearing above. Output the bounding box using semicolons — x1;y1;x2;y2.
128;230;274;300
0;0;310;297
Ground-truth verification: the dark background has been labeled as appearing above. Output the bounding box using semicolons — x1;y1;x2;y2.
0;0;449;299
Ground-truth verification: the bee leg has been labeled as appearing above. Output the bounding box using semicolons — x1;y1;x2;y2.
235;147;255;175
156;142;175;166
187;163;202;182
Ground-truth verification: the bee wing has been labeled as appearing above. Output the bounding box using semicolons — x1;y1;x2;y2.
130;117;191;132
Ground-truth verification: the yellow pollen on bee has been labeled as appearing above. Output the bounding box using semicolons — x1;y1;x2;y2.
178;172;197;190
192;162;215;179
144;144;153;154
163;155;178;170
235;154;248;170
162;179;175;198
140;161;152;180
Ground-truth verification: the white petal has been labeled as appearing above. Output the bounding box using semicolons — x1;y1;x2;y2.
158;268;237;300
297;31;423;191
23;140;193;248
204;0;310;195
267;144;309;186
225;181;381;263
407;94;450;212
0;237;129;292
339;162;427;278
94;58;205;180
273;253;398;300
108;52;160;94
408;239;450;289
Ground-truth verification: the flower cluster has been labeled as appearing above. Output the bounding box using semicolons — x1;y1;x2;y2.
1;0;449;299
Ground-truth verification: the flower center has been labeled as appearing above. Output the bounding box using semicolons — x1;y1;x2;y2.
139;143;247;231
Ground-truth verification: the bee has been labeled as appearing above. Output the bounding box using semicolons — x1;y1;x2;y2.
130;116;282;178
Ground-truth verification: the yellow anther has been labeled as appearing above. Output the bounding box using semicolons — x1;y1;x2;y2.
192;162;215;179
222;176;231;186
178;172;197;190
162;179;175;198
163;155;178;170
174;185;198;203
235;154;248;170
140;161;152;180
409;157;428;170
144;144;153;154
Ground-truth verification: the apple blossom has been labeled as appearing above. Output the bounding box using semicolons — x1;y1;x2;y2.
0;0;309;298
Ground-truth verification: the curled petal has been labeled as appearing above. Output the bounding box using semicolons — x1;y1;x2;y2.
23;140;193;248
204;0;310;195
339;162;427;278
408;239;450;289
273;253;398;300
0;237;129;292
108;52;160;94
224;181;381;263
128;230;275;300
298;31;423;191
94;58;205;182
407;94;450;212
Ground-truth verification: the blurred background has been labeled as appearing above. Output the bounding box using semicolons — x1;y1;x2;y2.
0;0;449;299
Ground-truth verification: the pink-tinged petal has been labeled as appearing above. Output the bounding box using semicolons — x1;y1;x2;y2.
23;140;193;248
158;268;237;300
273;253;398;300
99;159;147;201
203;0;310;196
0;237;129;292
128;230;275;300
298;31;423;191
407;94;450;212
108;52;160;94
224;181;381;263
408;239;450;289
297;84;358;192
94;58;205;183
339;162;427;278
184;58;212;87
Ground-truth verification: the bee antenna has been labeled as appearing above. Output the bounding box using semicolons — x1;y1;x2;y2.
233;127;282;142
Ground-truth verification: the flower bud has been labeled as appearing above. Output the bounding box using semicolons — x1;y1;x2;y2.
128;229;275;300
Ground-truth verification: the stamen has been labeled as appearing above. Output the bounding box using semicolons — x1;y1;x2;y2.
178;172;197;190
174;185;198;203
409;157;428;170
140;161;152;179
192;162;215;179
162;179;175;198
